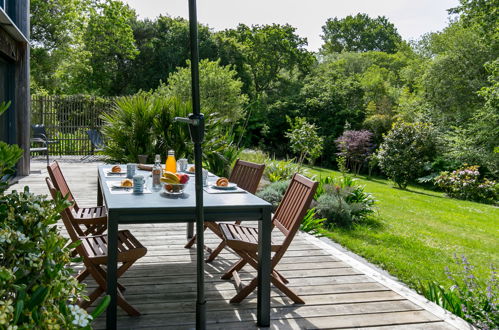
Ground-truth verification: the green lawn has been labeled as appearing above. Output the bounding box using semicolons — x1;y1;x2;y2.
307;166;499;289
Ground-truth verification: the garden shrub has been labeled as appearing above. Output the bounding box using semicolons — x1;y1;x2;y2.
435;165;498;204
101;93;239;176
418;255;498;330
264;158;309;182
256;180;290;209
238;149;269;165
376;121;437;189
300;208;326;236
315;176;375;226
335;129;374;174
0;187;102;328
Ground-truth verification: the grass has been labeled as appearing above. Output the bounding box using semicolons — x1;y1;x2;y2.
307;166;499;290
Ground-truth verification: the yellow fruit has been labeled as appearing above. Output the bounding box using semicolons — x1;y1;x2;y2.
162;171;180;184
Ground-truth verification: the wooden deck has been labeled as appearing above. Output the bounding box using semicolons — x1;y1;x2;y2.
10;159;471;329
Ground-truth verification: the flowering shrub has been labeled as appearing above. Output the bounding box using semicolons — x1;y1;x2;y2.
0;187;107;328
418;255;498;330
435;165;498;204
263;158;309;183
335;130;374;174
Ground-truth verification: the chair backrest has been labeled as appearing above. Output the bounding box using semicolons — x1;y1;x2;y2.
86;129;104;148
229;159;265;194
47;161;77;208
32;124;47;140
45;177;85;240
271;173;318;262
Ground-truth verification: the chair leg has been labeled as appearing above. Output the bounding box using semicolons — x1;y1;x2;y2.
205;240;227;263
221;259;247;280
230;277;258;304
117;290;141;316
184;234;197;248
271;275;305;304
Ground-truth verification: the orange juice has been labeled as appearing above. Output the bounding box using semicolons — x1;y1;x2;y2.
165;150;176;173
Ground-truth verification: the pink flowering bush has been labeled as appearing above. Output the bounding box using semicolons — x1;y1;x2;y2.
435;165;498;204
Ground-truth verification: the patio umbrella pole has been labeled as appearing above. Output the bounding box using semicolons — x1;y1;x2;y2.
175;0;206;329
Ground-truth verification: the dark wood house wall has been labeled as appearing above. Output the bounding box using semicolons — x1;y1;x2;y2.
0;0;30;176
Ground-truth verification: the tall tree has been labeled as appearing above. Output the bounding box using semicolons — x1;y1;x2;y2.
321;13;402;54
30;0;88;92
79;0;138;95
218;24;314;98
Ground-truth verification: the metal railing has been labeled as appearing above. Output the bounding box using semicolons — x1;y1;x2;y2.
31;95;116;156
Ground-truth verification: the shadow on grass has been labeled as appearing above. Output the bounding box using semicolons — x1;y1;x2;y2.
323;215;385;234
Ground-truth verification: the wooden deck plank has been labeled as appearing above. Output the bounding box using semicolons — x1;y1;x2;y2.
11;160;464;330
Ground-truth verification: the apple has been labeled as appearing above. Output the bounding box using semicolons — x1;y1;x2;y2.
179;174;189;184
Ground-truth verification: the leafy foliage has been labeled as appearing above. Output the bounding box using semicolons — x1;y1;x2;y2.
315;176;376;227
256;180;290;209
0;188;107;328
285;117;323;166
321;13;403;54
418;255;498;330
377;121;437;189
335;130;374;174
263;158;309;183
435;165;498;204
299;208;326;236
157;59;248;123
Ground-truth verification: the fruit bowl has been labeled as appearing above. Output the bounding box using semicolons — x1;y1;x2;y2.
163;183;185;194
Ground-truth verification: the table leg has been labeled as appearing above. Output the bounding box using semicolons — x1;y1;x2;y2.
106;214;118;330
257;207;272;326
187;222;194;239
97;173;103;206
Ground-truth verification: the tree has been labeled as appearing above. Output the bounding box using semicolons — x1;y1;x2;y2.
78;0;139;95
285;116;324;166
376;121;436;189
30;0;88;93
218;24;314;98
321;13;403;54
121;16;219;94
157;59;248;123
335;130;374;174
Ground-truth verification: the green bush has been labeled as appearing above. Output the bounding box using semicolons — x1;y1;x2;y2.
0;187;105;328
300;208;326;236
435;165;498;204
256;180;290;209
418;255;498;329
376;121;437;189
315;176;376;226
238;149;269;165
264;158;309;182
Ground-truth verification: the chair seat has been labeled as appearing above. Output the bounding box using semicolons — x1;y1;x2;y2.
219;223;281;252
80;230;147;264
73;206;107;220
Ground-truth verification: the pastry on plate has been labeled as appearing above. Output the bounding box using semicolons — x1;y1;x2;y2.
121;179;133;187
216;177;229;187
188;166;195;172
111;165;122;173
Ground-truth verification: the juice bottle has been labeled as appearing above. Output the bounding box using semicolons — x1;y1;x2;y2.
165;150;177;173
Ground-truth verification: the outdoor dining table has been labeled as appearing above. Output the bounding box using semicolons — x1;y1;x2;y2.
96;165;273;329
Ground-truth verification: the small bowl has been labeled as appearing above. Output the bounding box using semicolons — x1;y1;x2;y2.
163;183;185;194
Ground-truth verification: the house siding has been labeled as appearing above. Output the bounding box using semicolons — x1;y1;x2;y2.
0;0;29;176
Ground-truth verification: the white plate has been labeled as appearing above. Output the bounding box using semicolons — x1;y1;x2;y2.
211;183;237;190
111;182;133;189
107;170;127;175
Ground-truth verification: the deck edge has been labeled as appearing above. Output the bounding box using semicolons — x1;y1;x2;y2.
299;232;475;330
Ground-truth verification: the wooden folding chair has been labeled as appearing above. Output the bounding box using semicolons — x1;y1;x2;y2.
185;159;265;262
219;173;318;304
47;161;107;237
46;177;147;316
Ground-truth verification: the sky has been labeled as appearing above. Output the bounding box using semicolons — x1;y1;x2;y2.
121;0;459;51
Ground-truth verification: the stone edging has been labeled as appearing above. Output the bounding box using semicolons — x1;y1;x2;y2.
299;232;474;330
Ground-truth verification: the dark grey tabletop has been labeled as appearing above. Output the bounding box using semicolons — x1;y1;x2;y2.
98;165;272;223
